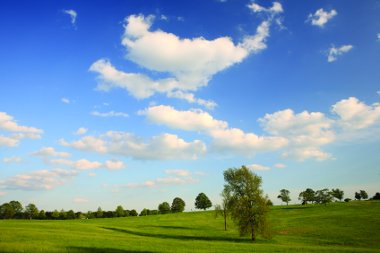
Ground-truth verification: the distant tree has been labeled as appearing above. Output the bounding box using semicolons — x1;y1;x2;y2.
223;166;270;241
96;207;103;218
314;189;333;205
277;189;291;205
52;209;60;219
66;210;76;219
372;192;380;200
344;198;351;202
158;202;171;214
299;188;315;205
103;211;114;218
25;203;39;220
195;193;212;210
124;210;130;217
266;198;273;206
129;209;138;216
115;205;125;217
59;209;67;220
355;192;362;201
149;210;158;215
38;210;46;220
76;212;85;219
87;211;95;219
171;197;186;213
0;203;16;219
360;190;368;200
9;201;23;218
139;208;149;216
331;189;344;201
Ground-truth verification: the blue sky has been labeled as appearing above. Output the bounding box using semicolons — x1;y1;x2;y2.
1;0;380;212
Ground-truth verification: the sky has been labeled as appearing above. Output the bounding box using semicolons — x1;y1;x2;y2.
1;0;380;212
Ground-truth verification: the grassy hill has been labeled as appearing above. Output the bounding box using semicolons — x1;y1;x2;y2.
0;201;379;252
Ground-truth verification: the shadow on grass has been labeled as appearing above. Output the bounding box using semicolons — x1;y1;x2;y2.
138;225;193;230
67;246;156;253
101;226;250;243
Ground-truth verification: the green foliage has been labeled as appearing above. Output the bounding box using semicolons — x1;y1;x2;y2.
298;188;315;204
129;209;138;216
139;208;149;216
158;202;171;214
195;193;212;210
223;166;270;241
314;189;333;205
372;192;380;200
0;203;16;219
66;210;76;219
96;207;103;218
360;190;368;200
331;188;344;201
9;201;23;218
277;189;291;205
25;203;39;219
344;198;352;202
52;209;60;219
38;210;46;220
115;205;125;217
355;191;362;200
171;197;185;213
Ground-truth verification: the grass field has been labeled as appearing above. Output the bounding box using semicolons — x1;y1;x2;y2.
0;201;379;253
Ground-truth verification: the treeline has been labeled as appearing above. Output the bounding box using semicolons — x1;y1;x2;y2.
277;188;380;205
0;193;214;220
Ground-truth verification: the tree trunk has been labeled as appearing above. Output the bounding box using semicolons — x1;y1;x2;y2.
223;211;227;231
251;223;255;241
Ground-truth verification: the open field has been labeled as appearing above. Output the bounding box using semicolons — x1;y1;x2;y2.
0;201;379;253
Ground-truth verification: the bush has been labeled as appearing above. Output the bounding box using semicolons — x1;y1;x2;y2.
344;198;351;202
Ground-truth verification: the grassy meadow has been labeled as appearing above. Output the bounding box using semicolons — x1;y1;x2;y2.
0;201;379;253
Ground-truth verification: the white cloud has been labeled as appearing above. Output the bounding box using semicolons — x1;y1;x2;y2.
247;2;283;15
0;112;43;147
91;111;129;118
32;147;70;158
3;157;22;163
2;168;78;190
140;105;288;155
377;33;380;41
75;127;88;135
307;8;337;28
274;163;286;169
61;97;71;104
331;97;380;130
73;197;89;203
247;164;271;171
104;160;125;170
126;172;196;189
164;169;190;177
327;45;353;62
167;91;217;110
282;148;333;161
60;131;206;160
74;159;102;170
63;9;77;25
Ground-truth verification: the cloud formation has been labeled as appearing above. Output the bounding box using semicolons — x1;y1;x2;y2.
307;8;337;28
60;131;206;160
91;110;129;118
327;45;353;62
3;157;22;163
247;163;271;171
32;147;71;158
63;9;77;25
0;112;43;147
75;127;88;135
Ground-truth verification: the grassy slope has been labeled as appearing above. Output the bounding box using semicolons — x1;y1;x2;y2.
0;201;379;253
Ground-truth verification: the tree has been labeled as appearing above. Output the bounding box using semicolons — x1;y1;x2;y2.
66;210;76;219
314;189;333;205
223;166;270;241
355;192;362;201
38;210;46;220
195;193;212;210
360;190;368;200
0;203;16;219
277;189;291;205
96;207;103;218
372;192;380;200
52;209;60;219
139;208;149;216
59;209;67;220
9;201;23;218
129;209;138;216
171;197;185;213
158;202;171;214
298;188;315;205
220;188;232;231
25;203;39;219
331;188;344;201
115;205;125;217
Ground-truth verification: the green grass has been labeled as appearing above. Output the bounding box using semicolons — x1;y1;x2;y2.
0;201;379;252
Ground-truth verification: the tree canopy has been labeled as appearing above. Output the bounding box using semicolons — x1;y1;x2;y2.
195;193;212;210
171;197;185;213
277;189;291;205
158;202;171;214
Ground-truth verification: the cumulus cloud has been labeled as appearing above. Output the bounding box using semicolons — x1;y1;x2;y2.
63;9;77;25
331;97;380;130
60;131;205;160
2;168;78;191
75;127;88;135
0;112;43;147
140;105;287;156
91;9;279;108
91;110;129;118
48;158;125;171
164;169;190;177
104;160;125;170
327;44;353;62
3;157;22;163
61;98;71;104
32;147;71;158
307;8;337;28
247;164;271;171
247;2;283;15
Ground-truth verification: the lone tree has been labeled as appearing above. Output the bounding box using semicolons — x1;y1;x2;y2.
171;197;185;213
223;166;270;241
298;188;315;205
277;189;291;205
331;188;344;201
355;192;362;201
360;190;368;200
195;193;212;210
158;202;171;214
